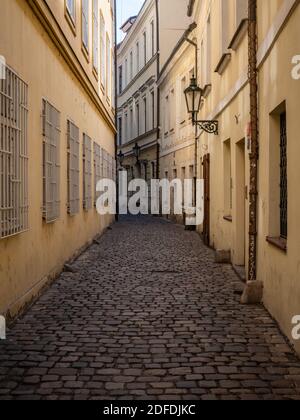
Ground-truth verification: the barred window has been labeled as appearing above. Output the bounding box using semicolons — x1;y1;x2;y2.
102;149;107;179
280;112;288;239
67;120;80;215
0;67;28;239
42;100;61;223
94;143;102;205
83;133;92;210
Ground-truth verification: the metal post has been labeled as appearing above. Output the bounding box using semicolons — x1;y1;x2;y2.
114;0;119;221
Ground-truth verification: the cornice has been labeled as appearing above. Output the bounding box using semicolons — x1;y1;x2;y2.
26;0;116;133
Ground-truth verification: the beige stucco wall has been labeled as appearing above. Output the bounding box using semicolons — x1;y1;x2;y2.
0;0;115;318
257;1;300;355
188;0;300;355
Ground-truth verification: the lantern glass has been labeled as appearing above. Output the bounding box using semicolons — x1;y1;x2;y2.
184;77;202;116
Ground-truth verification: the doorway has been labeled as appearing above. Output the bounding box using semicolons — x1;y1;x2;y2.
202;154;210;246
235;139;246;267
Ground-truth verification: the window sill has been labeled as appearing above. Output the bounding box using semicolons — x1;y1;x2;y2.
223;215;233;223
228;19;248;51
215;53;231;75
266;236;287;252
202;84;212;98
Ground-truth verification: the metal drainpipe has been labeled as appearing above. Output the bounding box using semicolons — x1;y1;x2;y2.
248;0;259;281
114;0;119;222
155;0;160;181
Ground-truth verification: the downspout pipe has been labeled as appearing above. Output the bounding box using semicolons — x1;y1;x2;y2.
155;0;160;181
241;0;263;303
114;0;119;221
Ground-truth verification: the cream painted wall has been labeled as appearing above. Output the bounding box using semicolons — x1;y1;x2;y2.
0;0;115;317
257;2;300;355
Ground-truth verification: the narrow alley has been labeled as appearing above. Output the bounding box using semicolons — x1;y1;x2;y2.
0;216;300;400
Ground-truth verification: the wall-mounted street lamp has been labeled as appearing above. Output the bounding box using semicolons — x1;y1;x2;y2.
133;143;141;163
118;150;125;167
184;76;218;135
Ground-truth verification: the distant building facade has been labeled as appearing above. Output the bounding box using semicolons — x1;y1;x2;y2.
117;0;190;185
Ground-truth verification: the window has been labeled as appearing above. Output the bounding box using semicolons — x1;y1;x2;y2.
130;51;133;81
236;0;248;26
180;77;187;122
106;34;111;100
164;95;170;134
143;97;147;133
66;0;76;25
136;42;140;73
221;0;230;54
92;0;99;72
102;149;108;179
143;31;147;66
125;112;128;142
151;20;155;57
129;108;133;141
125;58;128;87
200;39;205;87
118;117;122;145
0;67;29;239
151;90;155;130
151;162;156;179
100;11;106;89
118;65;122;94
111;50;115;108
136;103;140;137
94;143;102;206
67;120;80;216
83;134;92;210
268;103;288;249
82;0;89;53
42;100;61;223
170;89;175;131
280;112;288;239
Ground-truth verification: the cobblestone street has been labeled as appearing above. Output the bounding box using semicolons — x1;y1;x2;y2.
1;216;300;400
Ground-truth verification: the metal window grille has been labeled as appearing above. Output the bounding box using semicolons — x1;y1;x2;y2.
0;66;28;239
280;112;288;239
67;120;80;215
83;133;92;210
42;99;61;223
102;149;107;179
94;142;102;205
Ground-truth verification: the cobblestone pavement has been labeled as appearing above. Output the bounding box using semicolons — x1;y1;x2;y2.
1;216;300;400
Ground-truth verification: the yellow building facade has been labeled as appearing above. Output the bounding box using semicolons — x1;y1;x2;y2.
162;0;300;354
0;0;116;319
